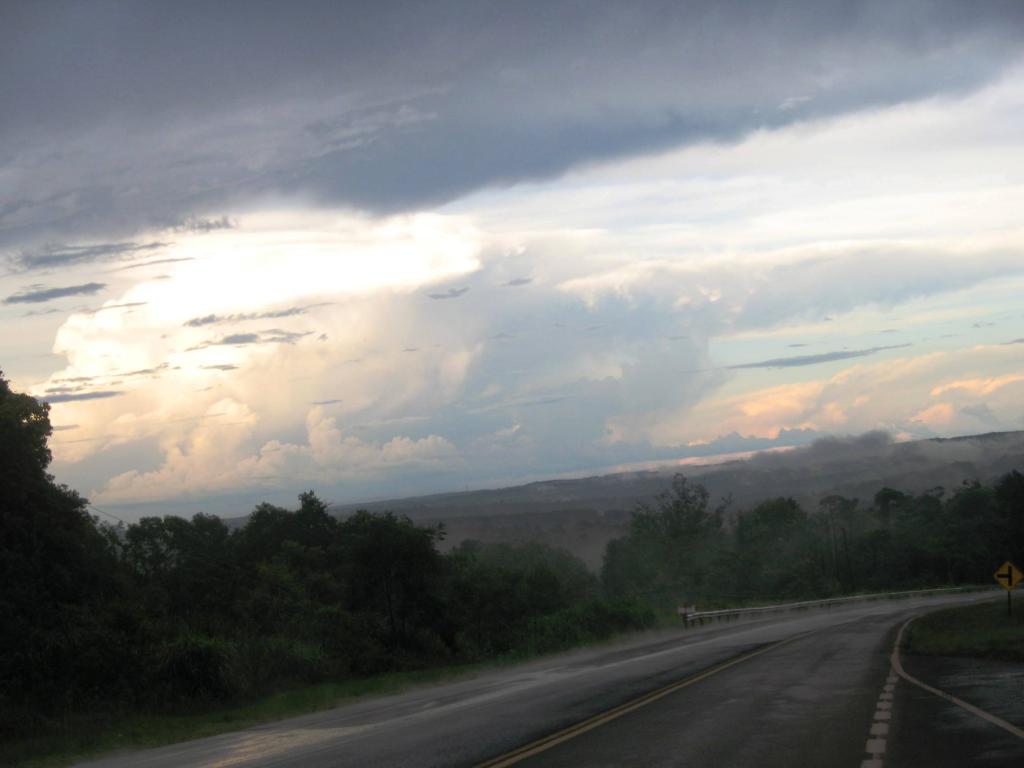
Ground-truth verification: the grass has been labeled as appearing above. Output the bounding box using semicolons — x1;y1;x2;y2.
2;663;492;768
903;596;1024;661
2;618;667;768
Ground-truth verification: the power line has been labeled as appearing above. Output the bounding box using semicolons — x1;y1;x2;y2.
89;504;130;526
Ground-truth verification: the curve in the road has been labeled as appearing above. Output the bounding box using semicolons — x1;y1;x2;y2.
891;615;1024;740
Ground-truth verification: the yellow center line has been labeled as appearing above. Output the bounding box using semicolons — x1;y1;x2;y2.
476;631;812;768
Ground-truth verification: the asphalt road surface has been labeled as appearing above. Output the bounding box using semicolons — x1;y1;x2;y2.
75;592;1020;768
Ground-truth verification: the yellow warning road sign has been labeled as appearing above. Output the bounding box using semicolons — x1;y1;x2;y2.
994;561;1023;591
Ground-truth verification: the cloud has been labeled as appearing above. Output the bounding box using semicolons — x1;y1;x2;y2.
502;277;533;287
961;403;1002;428
13;64;1024;515
188;330;312;350
114;257;194;271
118;364;170;377
466;394;574;416
931;373;1024;397
85;301;148;314
4;282;106;304
731;344;911;369
40;390;123;403
911;402;956;428
428;287;470;300
560;245;1024;336
3;2;1022;247
657;344;1024;447
213;333;259;346
171;216;235;233
94;403;459;504
183;304;325;327
13;241;164;270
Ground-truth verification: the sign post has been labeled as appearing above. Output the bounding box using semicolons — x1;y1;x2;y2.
993;561;1023;616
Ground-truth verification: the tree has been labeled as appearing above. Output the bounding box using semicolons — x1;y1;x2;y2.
604;475;727;604
339;511;447;658
736;497;814;598
0;371;122;733
995;470;1024;560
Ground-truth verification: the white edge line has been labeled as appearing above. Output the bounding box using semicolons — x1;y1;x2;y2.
891;615;1024;740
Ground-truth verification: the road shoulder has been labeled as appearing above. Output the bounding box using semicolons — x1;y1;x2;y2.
888;603;1024;767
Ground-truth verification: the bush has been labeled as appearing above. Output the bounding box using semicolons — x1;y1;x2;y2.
152;634;235;705
521;599;657;655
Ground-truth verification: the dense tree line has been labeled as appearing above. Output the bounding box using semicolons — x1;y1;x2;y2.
601;472;1024;606
1;370;1021;745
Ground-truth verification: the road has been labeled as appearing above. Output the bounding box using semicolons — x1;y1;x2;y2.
75;592;1020;768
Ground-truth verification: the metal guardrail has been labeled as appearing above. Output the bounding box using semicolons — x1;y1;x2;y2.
677;585;993;626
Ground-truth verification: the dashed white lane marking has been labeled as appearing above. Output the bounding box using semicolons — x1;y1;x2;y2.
866;738;887;754
862;667;897;768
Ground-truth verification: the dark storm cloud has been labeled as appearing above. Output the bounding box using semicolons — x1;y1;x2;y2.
2;1;1022;245
731;344;911;369
312;398;343;405
502;278;534;287
1003;338;1024;345
3;282;106;304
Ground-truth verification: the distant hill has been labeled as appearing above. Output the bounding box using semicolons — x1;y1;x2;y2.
328;430;1024;569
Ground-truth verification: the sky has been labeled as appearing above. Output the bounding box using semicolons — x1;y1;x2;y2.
3;0;1024;518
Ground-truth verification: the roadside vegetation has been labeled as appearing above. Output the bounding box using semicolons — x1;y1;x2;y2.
903;600;1024;661
2;368;1022;765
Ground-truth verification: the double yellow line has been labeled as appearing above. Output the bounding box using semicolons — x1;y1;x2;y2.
477;632;809;767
